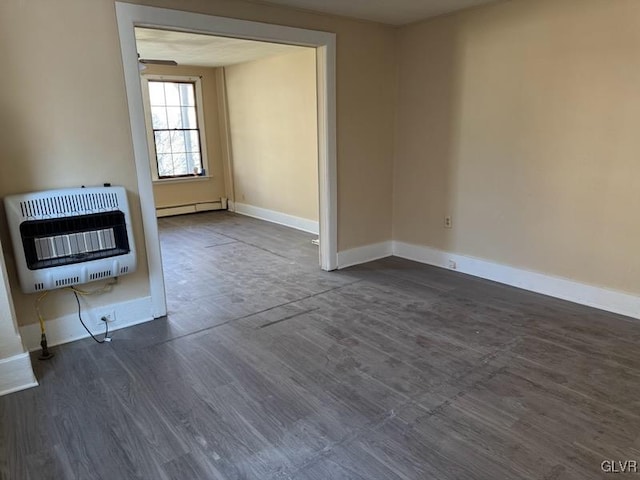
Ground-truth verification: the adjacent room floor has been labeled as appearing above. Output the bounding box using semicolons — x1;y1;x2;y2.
2;211;638;479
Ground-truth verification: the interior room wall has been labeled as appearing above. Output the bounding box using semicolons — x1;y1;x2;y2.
0;0;151;330
393;0;640;296
142;64;227;209
131;0;397;250
0;0;396;328
225;49;319;223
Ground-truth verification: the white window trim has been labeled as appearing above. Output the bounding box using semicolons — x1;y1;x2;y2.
140;74;210;182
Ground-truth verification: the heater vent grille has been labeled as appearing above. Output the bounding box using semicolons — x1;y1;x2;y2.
120;266;129;274
89;270;112;281
34;282;44;291
19;192;120;219
55;276;79;287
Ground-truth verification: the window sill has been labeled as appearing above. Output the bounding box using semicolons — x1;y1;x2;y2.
152;175;212;185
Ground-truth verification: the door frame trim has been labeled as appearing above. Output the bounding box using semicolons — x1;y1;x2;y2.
115;2;338;317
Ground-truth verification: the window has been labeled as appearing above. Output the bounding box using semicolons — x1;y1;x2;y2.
141;75;209;180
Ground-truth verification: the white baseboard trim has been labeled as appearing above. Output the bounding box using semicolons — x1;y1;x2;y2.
393;241;640;320
0;352;38;397
19;296;155;352
333;239;640;319
337;241;393;269
234;203;319;235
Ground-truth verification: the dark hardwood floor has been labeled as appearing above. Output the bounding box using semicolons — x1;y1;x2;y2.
2;211;639;479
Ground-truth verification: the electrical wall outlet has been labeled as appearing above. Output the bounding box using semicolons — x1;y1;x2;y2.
96;310;116;328
444;216;453;229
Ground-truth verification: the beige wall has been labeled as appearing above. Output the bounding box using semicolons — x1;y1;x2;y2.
225;49;319;222
0;0;150;327
0;0;638;334
0;0;396;327
394;0;640;294
132;0;397;249
143;64;227;209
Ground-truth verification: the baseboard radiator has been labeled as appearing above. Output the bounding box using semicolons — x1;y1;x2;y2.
156;198;228;218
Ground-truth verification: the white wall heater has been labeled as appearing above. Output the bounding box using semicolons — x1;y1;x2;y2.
4;186;137;294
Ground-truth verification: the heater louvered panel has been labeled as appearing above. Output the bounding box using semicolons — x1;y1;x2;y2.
19;192;120;219
89;270;112;281
55;276;79;287
4;186;137;293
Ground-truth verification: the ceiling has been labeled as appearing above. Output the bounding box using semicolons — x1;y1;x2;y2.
256;0;500;25
135;1;501;67
135;28;310;68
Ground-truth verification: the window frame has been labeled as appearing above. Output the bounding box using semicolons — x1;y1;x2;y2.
140;74;210;182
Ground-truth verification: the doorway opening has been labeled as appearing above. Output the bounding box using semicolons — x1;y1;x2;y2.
115;3;337;318
136;27;320;326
